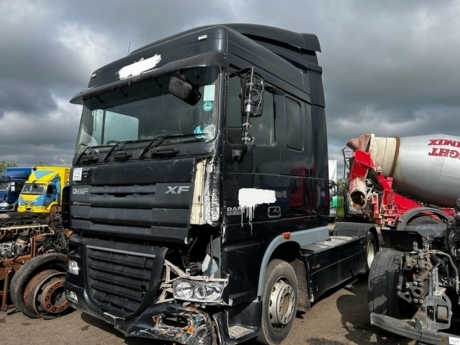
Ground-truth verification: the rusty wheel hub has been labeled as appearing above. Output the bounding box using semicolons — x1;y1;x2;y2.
24;269;69;317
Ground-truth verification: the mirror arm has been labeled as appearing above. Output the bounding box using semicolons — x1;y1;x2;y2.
242;68;255;150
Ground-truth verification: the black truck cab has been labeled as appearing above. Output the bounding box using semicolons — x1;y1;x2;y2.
64;24;374;345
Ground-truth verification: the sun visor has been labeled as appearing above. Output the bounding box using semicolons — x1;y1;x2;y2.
70;51;228;105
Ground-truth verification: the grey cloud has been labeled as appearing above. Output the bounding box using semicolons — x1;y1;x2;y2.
1;0;460;174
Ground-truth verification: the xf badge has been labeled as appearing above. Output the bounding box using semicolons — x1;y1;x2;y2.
165;186;190;194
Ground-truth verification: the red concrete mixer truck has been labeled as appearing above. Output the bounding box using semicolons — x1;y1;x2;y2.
346;133;460;344
343;133;456;229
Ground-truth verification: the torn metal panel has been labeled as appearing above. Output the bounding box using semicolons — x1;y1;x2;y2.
190;159;206;225
126;304;215;345
203;158;221;226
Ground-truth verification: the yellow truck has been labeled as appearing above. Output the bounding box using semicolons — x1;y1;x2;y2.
17;166;70;214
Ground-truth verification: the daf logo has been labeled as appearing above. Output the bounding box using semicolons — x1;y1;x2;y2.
227;206;241;216
72;187;89;195
165;186;190;194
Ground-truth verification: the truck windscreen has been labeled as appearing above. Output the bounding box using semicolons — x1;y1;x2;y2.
75;67;220;150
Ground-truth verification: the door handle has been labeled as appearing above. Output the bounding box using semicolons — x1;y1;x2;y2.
268;206;281;218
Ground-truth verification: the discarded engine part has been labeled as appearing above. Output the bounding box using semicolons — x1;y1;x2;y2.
0;213;50;242
0;209;71;316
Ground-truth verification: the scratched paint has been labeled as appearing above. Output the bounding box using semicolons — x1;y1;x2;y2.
117;54;162;79
238;188;276;229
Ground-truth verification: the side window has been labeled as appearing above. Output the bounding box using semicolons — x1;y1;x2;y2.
226;75;275;146
226;76;242;144
251;92;274;146
285;97;302;150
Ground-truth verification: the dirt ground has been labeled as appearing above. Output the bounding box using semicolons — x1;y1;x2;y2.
0;277;415;345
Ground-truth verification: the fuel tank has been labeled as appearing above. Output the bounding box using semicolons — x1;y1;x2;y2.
347;133;460;208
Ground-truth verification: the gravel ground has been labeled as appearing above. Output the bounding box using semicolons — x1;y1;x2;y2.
0;277;415;345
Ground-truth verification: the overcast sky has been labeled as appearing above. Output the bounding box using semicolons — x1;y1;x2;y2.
1;0;459;177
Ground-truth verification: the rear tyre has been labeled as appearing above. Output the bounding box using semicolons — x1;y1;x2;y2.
407;215;445;226
257;259;298;345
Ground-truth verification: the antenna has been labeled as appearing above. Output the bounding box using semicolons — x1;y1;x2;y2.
127;41;131;55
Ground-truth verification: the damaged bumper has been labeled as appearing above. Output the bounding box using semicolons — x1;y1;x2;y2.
370;313;459;345
66;281;215;345
124;304;214;344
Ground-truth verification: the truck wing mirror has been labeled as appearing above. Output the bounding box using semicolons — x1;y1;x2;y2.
46;185;55;195
10;182;17;192
237;68;265;157
169;76;201;105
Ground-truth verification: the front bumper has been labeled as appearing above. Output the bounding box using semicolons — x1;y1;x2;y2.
371;313;460;345
66;281;215;345
0;204;15;212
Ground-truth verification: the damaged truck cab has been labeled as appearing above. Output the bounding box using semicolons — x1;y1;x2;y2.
63;24;377;345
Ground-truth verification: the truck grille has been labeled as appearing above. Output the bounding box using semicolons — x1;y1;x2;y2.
70;182;193;243
86;244;167;318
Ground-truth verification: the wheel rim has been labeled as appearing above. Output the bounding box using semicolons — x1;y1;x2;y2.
34;273;68;315
24;270;69;317
268;278;296;327
367;238;376;269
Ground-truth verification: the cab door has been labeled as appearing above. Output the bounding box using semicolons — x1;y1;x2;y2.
222;71;281;241
277;94;317;231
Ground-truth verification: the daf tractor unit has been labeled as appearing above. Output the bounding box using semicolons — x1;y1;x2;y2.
63;24;378;345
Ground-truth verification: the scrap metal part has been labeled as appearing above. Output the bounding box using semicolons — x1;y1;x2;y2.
0;210;71;315
125;304;215;345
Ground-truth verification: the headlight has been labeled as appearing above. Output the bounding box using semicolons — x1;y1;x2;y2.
173;279;226;303
68;260;80;275
174;281;193;299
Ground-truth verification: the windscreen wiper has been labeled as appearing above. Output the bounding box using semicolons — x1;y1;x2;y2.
102;138;154;162
139;133;203;159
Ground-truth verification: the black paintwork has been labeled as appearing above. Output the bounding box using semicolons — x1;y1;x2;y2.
69;159;195;243
65;23;367;345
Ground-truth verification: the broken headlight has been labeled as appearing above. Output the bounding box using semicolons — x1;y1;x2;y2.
173;279;226;304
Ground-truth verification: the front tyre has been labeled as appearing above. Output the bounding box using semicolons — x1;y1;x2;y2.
257;259;298;345
368;250;405;317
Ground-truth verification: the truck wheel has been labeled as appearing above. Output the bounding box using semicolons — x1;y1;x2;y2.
24;269;68;318
362;232;377;273
407;216;445;226
368;250;404;318
257;259;298;345
9;254;69;319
